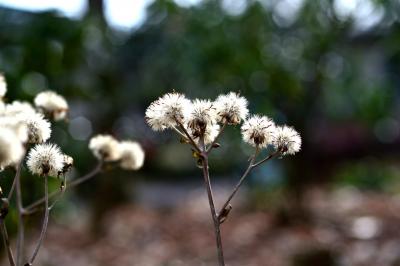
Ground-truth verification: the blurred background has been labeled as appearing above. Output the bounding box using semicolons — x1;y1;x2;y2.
1;0;400;265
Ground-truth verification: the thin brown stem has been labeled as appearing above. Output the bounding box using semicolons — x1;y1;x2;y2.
176;121;201;153
201;154;225;266
24;162;102;215
15;162;24;266
206;122;227;154
0;219;15;266
28;175;49;265
252;150;280;168
217;147;260;219
7;176;17;201
217;149;280;222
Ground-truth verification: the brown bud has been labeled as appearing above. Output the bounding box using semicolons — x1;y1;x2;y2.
212;143;221;148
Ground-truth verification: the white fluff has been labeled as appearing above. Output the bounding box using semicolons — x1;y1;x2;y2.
0;128;25;170
89;134;121;161
241;115;276;148
273;125;301;155
146;92;192;131
187;99;217;138
0;74;6;98
17;112;51;144
34;90;69;121
26;143;64;177
118;141;145;170
214;92;249;125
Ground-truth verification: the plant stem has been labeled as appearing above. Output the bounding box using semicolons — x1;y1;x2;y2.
201;154;225;266
15;162;24;266
218;149;279;221
0;219;15;266
176;121;201;153
206;122;226;154
23;162;102;215
7;176;17;201
28;175;49;265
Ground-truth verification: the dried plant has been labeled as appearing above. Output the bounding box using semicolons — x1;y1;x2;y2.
0;74;145;266
146;92;301;265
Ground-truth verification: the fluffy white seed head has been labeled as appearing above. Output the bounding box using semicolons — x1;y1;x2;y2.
0;101;5;114
145;92;192;131
0;74;6;99
34;91;69;121
0;128;25;170
26;143;64;177
17;112;51;144
89;134;121;161
214;92;249;125
5;101;36;117
0;117;28;143
241;115;276;148
118;141;145;170
273;126;301;155
187;99;217;138
145;99;166;131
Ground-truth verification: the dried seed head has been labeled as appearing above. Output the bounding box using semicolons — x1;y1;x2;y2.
273;125;301;155
89;134;121;162
26;143;64;177
145;92;192;131
118;141;145;170
34;90;69;121
241;115;276;148
214;92;249;125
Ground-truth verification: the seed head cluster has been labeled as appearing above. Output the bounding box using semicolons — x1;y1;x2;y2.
89;134;145;171
0;74;73;173
146;91;301;155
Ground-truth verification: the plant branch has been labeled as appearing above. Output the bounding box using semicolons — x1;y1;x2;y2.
176;121;201;153
201;153;225;266
7;175;17;201
217;147;260;221
0;219;15;266
23;162;103;215
28;175;49;265
206;122;227;154
15;162;24;266
252;150;280;168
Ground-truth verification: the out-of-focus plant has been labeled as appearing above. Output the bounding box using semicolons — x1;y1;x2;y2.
0;74;145;266
146;91;301;265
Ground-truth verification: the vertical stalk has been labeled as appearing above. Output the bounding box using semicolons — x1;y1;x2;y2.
1;219;16;266
15;163;24;266
28;175;49;265
201;154;225;266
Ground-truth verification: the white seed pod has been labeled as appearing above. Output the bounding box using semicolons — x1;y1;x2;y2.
0;128;25;170
17;112;51;144
145;92;192;131
89;134;121;162
273;125;301;155
214;92;249;125
34;90;69;121
241;115;276;148
118;141;145;170
26;143;64;177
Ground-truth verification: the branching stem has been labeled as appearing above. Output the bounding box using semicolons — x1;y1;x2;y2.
28;176;49;265
24;162;103;215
